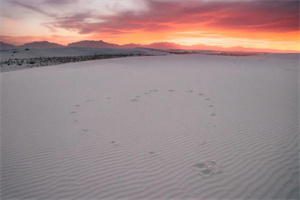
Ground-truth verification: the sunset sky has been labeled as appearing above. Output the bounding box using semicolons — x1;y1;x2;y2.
1;0;299;52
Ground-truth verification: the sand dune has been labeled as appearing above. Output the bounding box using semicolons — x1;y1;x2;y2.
1;54;299;199
0;47;168;60
0;47;170;73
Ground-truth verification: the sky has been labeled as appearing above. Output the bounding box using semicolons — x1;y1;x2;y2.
1;0;299;52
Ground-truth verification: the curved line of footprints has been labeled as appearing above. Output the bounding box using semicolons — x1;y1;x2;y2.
130;89;217;117
69;89;221;178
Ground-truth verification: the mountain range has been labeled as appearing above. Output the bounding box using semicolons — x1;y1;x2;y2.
0;41;64;50
0;40;297;53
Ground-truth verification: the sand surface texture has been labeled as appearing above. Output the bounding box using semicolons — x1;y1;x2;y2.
1;54;299;199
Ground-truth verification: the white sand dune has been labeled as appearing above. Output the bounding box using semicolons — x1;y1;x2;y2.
0;47;168;60
1;54;299;199
0;47;170;73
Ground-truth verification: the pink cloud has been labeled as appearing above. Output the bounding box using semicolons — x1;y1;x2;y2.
44;0;299;35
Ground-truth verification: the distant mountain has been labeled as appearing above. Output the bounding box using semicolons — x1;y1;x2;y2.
68;40;120;48
2;39;297;53
120;43;142;49
0;42;16;50
67;40;184;50
18;41;64;49
143;42;182;49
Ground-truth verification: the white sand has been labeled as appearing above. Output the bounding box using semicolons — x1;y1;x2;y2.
0;47;168;60
1;54;299;199
0;47;169;73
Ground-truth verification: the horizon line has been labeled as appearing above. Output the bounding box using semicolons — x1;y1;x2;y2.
1;40;300;54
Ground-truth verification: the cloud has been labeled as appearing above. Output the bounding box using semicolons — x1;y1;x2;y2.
1;0;299;51
43;0;77;5
1;0;87;20
204;1;300;32
3;0;298;35
43;0;299;35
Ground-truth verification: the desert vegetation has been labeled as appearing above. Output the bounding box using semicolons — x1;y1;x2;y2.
0;53;147;71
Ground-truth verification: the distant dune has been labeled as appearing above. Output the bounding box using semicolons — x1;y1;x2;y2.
0;47;170;72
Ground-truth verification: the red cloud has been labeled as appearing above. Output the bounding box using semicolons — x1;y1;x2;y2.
47;0;299;35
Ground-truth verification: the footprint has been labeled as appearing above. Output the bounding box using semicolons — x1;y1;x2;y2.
201;168;213;177
193;161;222;177
206;98;210;101
75;104;80;107
131;99;138;102
106;97;111;100
149;151;159;157
168;89;175;92
87;99;94;102
136;96;140;98
82;129;89;132
70;111;76;114
206;161;222;174
111;141;120;147
187;90;193;93
199;93;204;96
210;112;216;116
193;162;208;170
209;105;214;107
144;92;149;95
